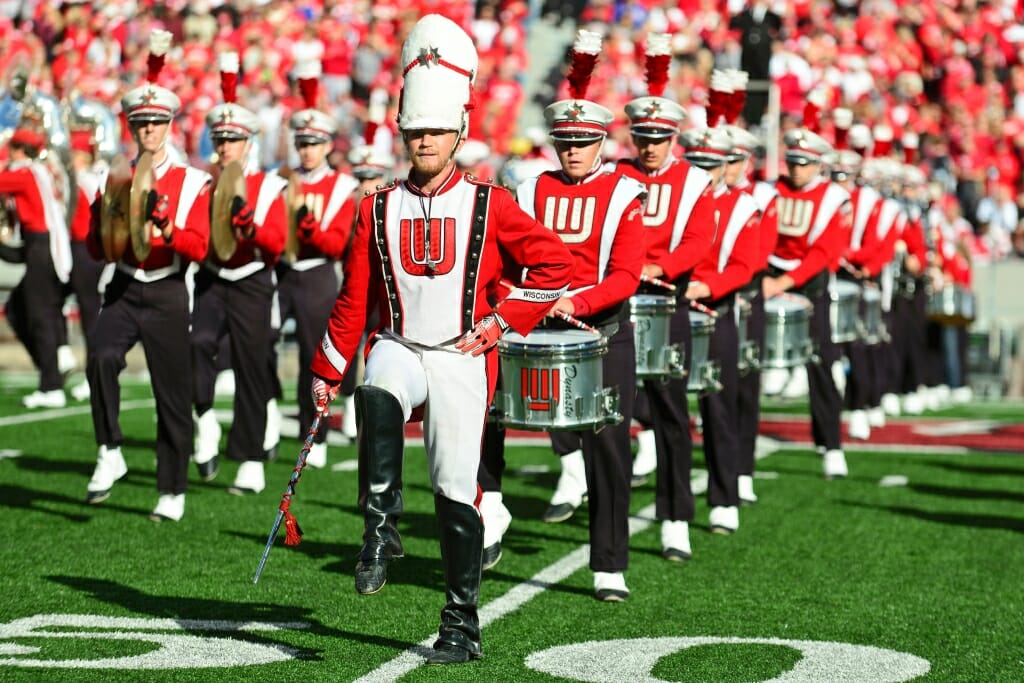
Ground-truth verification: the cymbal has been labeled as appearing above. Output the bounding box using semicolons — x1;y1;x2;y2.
211;159;246;261
129;151;154;261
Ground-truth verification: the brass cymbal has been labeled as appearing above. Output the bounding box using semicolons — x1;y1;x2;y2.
211;159;246;261
284;173;303;263
129;150;154;261
100;154;131;263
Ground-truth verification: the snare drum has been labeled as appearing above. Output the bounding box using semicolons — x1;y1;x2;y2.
630;294;685;379
763;294;814;368
829;279;861;343
926;284;976;327
493;329;621;431
688;310;720;392
860;285;885;345
736;295;758;374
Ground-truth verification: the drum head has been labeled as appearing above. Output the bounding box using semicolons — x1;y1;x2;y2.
831;280;860;298
630;294;676;312
502;328;599;349
765;293;813;315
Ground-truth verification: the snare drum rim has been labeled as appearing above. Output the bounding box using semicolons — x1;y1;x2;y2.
498;334;608;358
629;294;677;314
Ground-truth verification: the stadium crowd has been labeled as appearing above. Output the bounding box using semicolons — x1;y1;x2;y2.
1;0;1023;258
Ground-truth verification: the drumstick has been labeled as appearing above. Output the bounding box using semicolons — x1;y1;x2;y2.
554;310;601;335
688;299;719;318
640;274;677;292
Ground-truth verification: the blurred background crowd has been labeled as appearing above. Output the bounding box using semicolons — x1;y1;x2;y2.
2;0;1023;261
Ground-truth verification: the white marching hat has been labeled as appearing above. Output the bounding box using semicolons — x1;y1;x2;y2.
455;138;490;167
289;60;337;143
545;29;611;141
398;14;478;133
122;30;181;122
348;144;395;179
679;126;733;167
783;128;832;165
207;52;261;139
721;124;761;161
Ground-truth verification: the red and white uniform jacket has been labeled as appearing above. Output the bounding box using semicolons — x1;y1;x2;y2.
89;154;211;282
862;195;904;277
900;201;929;267
0;159;72;282
736;178;779;272
770;175;851;287
692;185;760;300
205;171;288;281
844;183;883;273
312;169;574;383
614;158;716;282
936;226;972;287
290;163;358;269
517;169;645;319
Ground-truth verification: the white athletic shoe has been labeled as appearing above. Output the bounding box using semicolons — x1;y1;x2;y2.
902;392;924;416
263;398;281;453
228;461;265;495
593;571;630;602
543;450;587;523
660;520;692;561
305;442;327;469
86;445;128;503
738;474;758;505
709;505;739;535
70;380;91;402
934;384;951;408
480;491;513;570
880;393;901;417
781;366;809;399
823;449;849;479
847;410;871;441
951;386;973;404
150;493;185;522
867;406;886;428
193;410;221;465
341;394;358;440
214;370;236;397
631;429;657;482
57;344;77;375
22;389;66;409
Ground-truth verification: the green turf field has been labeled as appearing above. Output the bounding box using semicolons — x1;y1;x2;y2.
0;374;1022;682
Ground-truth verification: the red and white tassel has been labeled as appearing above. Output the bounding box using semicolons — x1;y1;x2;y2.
644;32;672;97
219;52;239;104
294;59;322;110
567;29;602;99
146;29;173;83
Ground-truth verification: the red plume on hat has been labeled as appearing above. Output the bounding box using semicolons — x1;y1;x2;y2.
566;29;602;99
146;29;172;84
802;88;827;133
644;32;671;97
902;131;919;164
294;59;322;111
724;69;748;124
707;70;733;127
219;52;239;104
833;107;853;150
873;124;894;157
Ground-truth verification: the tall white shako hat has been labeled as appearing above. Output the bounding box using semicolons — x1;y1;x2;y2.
289;60;337;144
206;52;261;140
623;33;685;139
544;30;613;142
121;30;181;122
398;14;478;137
679;126;733;168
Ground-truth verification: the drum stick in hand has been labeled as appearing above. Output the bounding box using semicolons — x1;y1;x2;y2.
554;310;601;335
640;274;677;292
689;299;719;319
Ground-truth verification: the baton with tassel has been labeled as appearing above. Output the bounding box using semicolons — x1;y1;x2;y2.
253;388;337;584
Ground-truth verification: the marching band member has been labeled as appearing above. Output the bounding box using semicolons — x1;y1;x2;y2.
0;124;73;409
680;120;760;535
613;33;716;561
277;59;359;469
84;30;211;522
191;52;288;494
720;71;778;506
762;121;853;479
515;29;645;598
309;15;572;663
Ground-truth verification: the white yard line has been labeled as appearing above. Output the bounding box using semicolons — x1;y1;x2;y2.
0;399;154;427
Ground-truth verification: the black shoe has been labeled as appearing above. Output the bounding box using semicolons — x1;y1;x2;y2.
86;489;111;504
662;547;692;562
481;542;502;571
196;456;219;482
542;502;577;523
595;588;629;602
355;557;390;595
710;525;735;536
426;641;477;665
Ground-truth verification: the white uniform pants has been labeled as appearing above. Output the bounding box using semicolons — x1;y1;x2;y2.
364;339;487;506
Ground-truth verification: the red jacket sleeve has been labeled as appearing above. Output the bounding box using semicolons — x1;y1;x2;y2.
571;197;644;317
0;169;33;196
863;215;901;277
70;188;93;242
902;215;928;264
303;195;355;260
698;213;760;299
787;201;852;288
252;192;287;262
173;181;211;262
846;199;883;269
655;189;716;281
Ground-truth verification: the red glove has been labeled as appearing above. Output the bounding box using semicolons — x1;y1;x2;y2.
455;313;509;357
311;376;340;412
147;190;171;234
231;196;255;240
296;206;319;241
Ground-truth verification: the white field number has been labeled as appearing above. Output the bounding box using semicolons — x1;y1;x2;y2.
0;615;308;669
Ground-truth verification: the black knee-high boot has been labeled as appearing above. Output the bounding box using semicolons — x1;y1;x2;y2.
427;494;484;664
354;385;405;595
